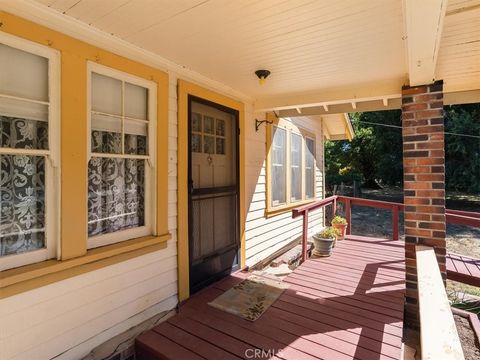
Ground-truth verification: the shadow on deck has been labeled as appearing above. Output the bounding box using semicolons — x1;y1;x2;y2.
136;235;406;360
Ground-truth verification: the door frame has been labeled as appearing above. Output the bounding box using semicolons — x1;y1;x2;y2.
177;80;246;301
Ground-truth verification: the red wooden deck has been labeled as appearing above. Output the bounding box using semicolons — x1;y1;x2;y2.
446;252;480;287
136;235;406;360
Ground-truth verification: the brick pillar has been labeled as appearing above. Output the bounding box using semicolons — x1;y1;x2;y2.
402;80;446;328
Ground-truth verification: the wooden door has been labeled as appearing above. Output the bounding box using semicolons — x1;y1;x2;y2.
188;98;239;293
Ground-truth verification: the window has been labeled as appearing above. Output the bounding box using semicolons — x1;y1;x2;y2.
191;112;227;155
87;64;156;249
268;123;316;212
305;137;315;199
271;127;287;206
0;34;59;271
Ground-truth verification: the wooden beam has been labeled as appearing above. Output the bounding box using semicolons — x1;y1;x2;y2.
322;118;331;140
404;0;447;86
416;246;464;360
254;80;403;112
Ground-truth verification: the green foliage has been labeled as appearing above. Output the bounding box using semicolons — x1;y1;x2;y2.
316;227;340;239
325;110;402;188
444;104;480;193
325;105;480;194
331;215;347;225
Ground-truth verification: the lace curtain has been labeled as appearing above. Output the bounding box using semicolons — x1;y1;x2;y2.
0;116;47;255
87;131;145;237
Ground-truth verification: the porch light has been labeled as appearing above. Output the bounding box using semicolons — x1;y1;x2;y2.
255;69;271;85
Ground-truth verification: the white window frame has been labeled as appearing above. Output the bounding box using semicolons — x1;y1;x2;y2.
86;62;157;249
0;32;60;271
267;122;317;213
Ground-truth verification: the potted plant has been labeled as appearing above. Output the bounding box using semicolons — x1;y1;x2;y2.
312;227;339;257
331;215;348;241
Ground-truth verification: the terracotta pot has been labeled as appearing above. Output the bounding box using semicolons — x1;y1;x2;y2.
333;223;348;241
312;234;335;257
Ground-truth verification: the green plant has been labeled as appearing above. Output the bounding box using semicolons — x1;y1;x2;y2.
316;227;340;240
331;215;347;225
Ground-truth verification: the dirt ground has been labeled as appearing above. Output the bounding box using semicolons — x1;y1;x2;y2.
454;315;480;360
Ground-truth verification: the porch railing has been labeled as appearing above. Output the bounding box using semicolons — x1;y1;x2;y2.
292;195;480;263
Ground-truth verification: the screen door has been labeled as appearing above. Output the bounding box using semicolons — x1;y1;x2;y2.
188;97;239;293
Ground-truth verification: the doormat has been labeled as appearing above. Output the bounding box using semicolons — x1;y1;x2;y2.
208;275;289;321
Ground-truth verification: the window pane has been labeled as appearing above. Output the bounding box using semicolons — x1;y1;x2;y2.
92;73;122;116
0;43;48;102
125;83;148;120
0;155;45;255
0;116;48;150
88;157;145;237
91;113;122;154
291;133;302;202
125;119;148;155
271;127;286;206
305;138;315;199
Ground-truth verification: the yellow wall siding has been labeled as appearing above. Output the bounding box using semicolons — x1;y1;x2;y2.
0;12;177;360
0;11;170;262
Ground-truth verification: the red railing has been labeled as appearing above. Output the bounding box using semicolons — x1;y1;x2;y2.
292;195;480;263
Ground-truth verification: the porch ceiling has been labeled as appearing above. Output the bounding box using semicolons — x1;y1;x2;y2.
23;0;480;113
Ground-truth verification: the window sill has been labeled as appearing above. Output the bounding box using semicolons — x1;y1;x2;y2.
265;200;317;218
0;233;171;298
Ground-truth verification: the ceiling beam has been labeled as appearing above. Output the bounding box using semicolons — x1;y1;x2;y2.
404;0;447;86
254;79;404;112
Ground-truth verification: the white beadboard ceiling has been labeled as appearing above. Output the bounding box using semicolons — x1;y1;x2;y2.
31;0;480;103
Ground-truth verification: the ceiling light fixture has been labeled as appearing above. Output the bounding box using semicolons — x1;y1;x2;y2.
255;69;271;85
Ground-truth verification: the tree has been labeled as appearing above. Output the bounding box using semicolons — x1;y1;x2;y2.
325;105;480;194
444;104;480;193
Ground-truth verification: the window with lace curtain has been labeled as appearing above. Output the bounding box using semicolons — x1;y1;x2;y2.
87;64;156;249
0;35;59;271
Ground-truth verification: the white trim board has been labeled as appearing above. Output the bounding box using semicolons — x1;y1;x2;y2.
0;0;253;104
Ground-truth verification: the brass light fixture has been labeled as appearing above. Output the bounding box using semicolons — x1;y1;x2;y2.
255;69;271;85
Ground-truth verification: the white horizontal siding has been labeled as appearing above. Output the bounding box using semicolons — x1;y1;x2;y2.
244;115;325;267
0;74;182;360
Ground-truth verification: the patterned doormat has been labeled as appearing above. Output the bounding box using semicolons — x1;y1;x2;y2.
208;275;289;321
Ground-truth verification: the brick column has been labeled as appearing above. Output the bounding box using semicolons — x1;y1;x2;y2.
402;80;446;328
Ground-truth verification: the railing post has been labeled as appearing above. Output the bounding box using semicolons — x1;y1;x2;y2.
332;198;337;218
302;210;309;263
345;199;351;235
392;205;399;241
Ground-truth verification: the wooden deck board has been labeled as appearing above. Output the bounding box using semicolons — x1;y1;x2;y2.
136;235;406;360
446;252;480;287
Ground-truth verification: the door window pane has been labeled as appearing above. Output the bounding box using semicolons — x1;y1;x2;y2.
291;133;302;202
271;127;286;206
305;138;315;199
